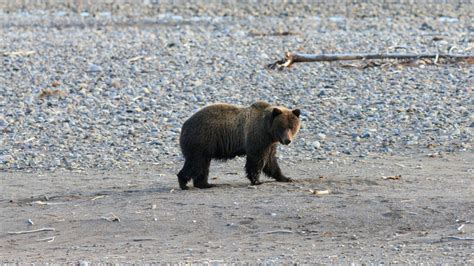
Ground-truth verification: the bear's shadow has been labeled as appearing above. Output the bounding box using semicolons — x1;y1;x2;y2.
185;179;302;191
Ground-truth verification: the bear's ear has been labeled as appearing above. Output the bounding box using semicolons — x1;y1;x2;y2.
292;109;301;118
272;108;282;118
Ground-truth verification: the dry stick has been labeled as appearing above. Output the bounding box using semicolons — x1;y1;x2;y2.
258;230;294;234
31;201;66;205
8;227;55;235
36;236;55;242
442;236;474;241
268;52;474;69
132;238;157;242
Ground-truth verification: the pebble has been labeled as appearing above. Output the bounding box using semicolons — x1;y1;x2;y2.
316;133;326;140
313;141;322;149
86;64;102;73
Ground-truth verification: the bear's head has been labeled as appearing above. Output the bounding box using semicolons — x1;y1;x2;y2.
269;107;301;145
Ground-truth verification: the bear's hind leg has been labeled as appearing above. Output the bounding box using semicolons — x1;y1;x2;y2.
178;160;194;190
245;154;265;185
192;157;215;189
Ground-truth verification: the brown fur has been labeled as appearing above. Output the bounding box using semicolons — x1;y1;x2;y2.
177;101;301;189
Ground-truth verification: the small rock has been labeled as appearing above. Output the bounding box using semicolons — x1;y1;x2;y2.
313;141;321;149
87;64;102;73
316;133;326;140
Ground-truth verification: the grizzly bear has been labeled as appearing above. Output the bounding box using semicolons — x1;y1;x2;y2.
177;101;301;189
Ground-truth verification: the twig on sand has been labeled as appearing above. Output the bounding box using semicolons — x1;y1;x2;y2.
132;238;156;242
309;189;331;195
268;52;474;69
91;195;106;201
8;227;55;235
258;230;294;234
36;236;55;242
382;175;402;180
441;236;474;241
31;201;66;205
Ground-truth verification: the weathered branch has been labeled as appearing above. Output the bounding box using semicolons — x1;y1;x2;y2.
8;227;55;235
268;52;474;69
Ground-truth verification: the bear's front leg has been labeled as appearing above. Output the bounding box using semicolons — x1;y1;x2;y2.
263;156;294;182
245;154;265;185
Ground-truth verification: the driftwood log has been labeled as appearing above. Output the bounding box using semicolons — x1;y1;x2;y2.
268;52;474;69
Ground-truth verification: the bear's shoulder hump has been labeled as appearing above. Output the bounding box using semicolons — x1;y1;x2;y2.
250;101;271;110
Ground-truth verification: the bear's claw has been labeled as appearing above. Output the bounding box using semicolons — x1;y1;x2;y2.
277;177;294;182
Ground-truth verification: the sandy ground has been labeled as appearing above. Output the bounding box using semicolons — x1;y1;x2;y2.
1;153;473;263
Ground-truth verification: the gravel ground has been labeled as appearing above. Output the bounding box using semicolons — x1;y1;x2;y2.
0;3;472;171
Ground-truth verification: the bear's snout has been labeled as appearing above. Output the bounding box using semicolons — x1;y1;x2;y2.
278;129;293;145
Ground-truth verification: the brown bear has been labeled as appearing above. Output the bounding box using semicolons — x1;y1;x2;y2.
177;101;301;189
